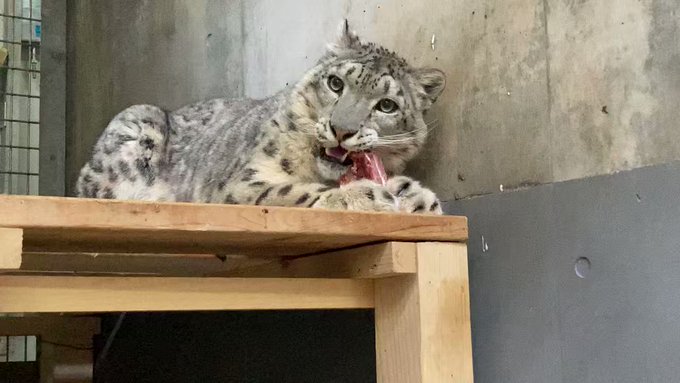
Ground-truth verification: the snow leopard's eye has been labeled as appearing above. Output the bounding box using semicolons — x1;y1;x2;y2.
376;99;398;114
327;75;344;93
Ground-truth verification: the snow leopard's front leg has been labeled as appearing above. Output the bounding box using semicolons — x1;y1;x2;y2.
311;179;398;212
223;178;398;213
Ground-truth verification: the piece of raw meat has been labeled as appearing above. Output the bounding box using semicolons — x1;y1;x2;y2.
338;151;387;186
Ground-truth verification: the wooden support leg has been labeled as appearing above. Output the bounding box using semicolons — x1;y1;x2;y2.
375;242;473;383
0;228;22;269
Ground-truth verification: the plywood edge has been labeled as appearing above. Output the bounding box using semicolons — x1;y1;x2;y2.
212;242;418;279
0;276;375;313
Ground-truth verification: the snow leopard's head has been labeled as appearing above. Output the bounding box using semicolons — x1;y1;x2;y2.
288;20;446;181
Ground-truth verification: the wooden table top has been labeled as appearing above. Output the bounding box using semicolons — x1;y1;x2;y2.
0;195;467;257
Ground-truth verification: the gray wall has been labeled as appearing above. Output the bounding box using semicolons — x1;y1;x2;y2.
40;0;67;196
66;0;680;200
445;161;680;383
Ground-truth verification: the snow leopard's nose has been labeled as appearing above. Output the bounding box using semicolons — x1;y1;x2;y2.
330;124;358;143
329;94;368;134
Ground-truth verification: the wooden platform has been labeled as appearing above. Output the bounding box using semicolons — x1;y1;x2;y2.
0;195;473;383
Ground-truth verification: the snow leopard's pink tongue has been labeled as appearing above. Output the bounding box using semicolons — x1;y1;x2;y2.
339;151;387;186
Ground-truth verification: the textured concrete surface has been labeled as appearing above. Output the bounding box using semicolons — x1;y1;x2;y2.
237;0;553;200
40;0;67;196
547;0;680;182
352;0;553;200
65;0;680;200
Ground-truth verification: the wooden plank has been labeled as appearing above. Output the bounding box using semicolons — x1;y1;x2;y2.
0;276;375;313
0;195;467;256
0;228;22;269
375;242;473;383
215;242;417;278
16;243;414;278
16;252;271;276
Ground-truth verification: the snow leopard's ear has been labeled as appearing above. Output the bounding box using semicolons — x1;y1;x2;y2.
327;19;361;54
413;68;446;105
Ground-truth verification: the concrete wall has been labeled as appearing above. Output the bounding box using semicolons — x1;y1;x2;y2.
64;0;680;199
40;0;67;196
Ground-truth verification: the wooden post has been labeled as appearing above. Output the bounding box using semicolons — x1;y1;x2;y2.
0;228;22;269
375;242;473;383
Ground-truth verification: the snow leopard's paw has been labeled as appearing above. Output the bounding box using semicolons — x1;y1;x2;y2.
386;176;442;215
312;179;398;213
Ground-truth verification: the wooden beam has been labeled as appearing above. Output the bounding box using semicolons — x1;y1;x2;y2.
0;228;22;269
214;242;417;279
375;242;473;383
17;252;272;277
17;243;415;278
0;276;375;313
0;195;467;256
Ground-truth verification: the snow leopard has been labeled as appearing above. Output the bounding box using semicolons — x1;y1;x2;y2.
76;20;446;215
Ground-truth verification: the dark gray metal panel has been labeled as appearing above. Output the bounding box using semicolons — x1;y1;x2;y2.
444;162;680;383
40;0;67;196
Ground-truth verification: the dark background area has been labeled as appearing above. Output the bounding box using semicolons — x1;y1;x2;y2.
93;311;376;383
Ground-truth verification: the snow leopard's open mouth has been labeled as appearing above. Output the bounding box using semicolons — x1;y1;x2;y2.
320;146;353;166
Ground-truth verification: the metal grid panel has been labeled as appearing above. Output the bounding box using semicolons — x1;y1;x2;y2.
0;335;37;363
0;0;41;195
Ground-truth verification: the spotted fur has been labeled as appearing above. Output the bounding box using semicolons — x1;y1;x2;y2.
76;20;445;215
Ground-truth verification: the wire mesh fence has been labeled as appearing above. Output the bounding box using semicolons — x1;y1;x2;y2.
0;0;40;195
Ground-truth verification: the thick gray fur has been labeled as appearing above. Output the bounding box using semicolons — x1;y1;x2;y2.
76;21;446;214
